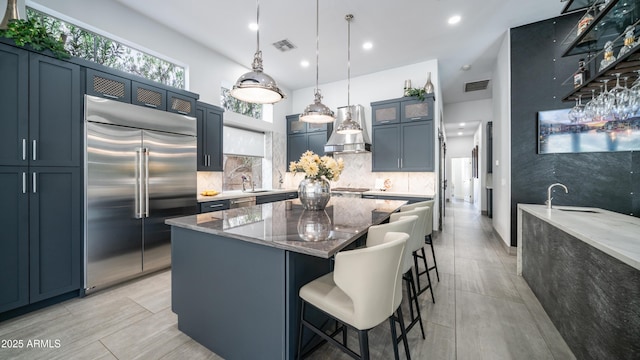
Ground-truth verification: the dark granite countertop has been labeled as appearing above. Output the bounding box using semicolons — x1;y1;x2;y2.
166;197;406;258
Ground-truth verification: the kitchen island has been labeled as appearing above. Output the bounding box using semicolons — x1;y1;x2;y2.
517;204;640;360
166;197;406;360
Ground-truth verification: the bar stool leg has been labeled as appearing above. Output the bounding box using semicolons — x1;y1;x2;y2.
358;330;370;360
409;270;425;339
426;234;440;281
297;301;306;360
413;248;435;303
397;306;412;360
389;317;400;360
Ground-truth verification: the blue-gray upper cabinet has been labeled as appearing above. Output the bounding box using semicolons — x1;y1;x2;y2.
168;91;196;117
371;95;435;172
196;102;223;171
30;54;81;167
86;67;196;116
0;43;28;167
86;68;131;103
401;97;433;122
287;114;307;134
132;81;167;111
286;114;332;167
371;99;400;125
0;167;29;313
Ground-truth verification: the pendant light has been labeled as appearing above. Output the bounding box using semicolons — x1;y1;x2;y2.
300;0;335;123
337;14;362;135
230;0;285;104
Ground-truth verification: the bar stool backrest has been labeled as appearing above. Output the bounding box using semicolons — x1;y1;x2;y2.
333;232;409;329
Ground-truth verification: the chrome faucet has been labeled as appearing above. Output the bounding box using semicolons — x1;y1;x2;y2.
241;175;255;192
277;170;284;189
547;183;568;209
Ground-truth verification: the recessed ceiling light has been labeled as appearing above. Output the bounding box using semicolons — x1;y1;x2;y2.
248;23;258;31
300;60;310;68
457;132;463;136
448;15;461;25
363;42;373;50
459;122;465;127
461;64;471;71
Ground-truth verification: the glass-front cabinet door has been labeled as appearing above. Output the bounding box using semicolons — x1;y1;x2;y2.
401;98;433;122
287;114;307;134
372;101;400;125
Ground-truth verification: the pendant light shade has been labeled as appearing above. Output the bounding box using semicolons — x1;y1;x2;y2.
231;0;285;104
337;14;362;135
300;0;334;124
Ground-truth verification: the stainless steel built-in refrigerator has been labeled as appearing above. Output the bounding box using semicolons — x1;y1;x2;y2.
84;95;197;293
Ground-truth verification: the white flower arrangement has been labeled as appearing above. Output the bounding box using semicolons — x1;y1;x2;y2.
289;150;344;181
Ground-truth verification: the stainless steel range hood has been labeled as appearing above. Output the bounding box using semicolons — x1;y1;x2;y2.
324;105;371;154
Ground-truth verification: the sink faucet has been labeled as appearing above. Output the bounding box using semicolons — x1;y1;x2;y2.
547;183;568;209
241;175;255;192
277;170;283;189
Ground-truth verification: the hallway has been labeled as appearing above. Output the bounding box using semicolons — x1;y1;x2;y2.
0;201;575;359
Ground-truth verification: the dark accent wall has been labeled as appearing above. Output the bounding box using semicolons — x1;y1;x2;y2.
510;13;640;246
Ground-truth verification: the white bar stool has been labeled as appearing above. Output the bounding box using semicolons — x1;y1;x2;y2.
297;231;411;360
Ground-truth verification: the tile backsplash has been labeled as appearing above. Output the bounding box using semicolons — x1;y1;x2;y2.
283;152;436;195
199;152;435;196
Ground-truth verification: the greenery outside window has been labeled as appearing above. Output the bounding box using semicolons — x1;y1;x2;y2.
221;87;263;120
25;7;185;89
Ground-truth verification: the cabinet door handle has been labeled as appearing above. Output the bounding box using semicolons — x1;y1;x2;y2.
400;158;403;168
22;139;26;161
22;172;26;194
397;158;400;168
203;154;207;166
144;148;149;218
32;172;36;193
207;155;211;167
209;204;224;208
102;93;119;99
410;117;421;120
143;103;158;108
32;140;37;161
177;110;188;115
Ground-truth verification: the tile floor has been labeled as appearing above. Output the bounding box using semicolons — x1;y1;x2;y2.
0;200;574;359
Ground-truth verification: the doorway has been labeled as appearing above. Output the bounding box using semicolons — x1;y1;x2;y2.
451;157;473;202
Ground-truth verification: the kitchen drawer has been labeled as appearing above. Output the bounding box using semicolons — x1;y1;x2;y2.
256;193;286;205
284;192;298;199
200;199;230;213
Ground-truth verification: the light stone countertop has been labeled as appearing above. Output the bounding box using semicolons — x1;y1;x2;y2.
197;189;297;203
362;190;434;198
168;197;407;258
518;204;640;271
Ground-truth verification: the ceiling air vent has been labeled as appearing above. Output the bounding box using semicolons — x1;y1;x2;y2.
464;79;490;92
272;39;297;52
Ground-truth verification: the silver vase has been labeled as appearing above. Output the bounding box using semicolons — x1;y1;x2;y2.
297;210;332;241
298;178;330;210
0;0;20;30
423;72;434;94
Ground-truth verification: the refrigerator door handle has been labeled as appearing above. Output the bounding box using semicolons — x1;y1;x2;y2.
143;148;150;218
135;148;143;219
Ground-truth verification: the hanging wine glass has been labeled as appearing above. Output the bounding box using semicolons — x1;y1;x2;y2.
568;95;588;123
584;88;599;122
599;78;614;120
609;73;634;120
630;70;640;116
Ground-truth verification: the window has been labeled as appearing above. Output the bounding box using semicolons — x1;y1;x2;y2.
220;87;263;120
26;7;185;89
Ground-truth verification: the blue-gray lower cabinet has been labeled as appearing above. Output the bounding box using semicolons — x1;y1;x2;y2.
0;167;82;313
29;167;82;303
0;167;29;313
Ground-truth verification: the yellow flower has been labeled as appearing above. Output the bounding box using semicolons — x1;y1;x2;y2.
290;150;343;180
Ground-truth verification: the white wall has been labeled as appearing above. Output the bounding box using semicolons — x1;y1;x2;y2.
443;99;493;210
444;136;474;201
492;31;511;248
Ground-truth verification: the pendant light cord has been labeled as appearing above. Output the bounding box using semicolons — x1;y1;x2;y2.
315;0;320;94
256;0;260;53
346;14;353;109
